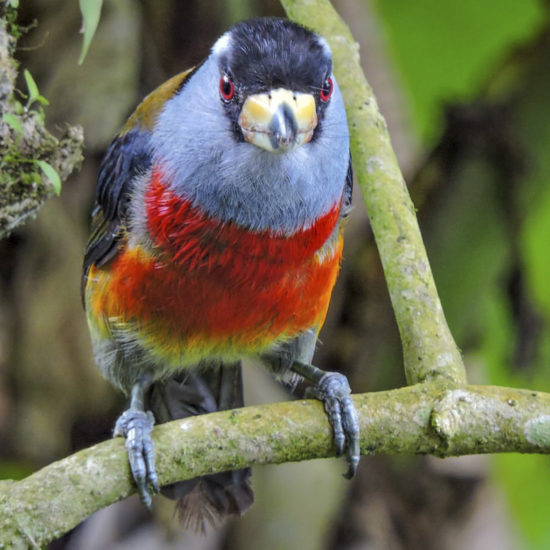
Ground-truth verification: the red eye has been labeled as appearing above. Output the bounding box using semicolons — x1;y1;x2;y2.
320;77;333;102
219;75;235;101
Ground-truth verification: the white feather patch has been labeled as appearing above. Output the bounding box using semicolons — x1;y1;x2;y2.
212;32;232;56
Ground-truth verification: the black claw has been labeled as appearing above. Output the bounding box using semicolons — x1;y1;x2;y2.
308;372;360;477
343;457;359;480
341;395;360;478
114;408;158;507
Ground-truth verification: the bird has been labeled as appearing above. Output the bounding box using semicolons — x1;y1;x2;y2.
82;16;359;530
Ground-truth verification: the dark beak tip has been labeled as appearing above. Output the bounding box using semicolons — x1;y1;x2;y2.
269;105;298;150
269;131;296;151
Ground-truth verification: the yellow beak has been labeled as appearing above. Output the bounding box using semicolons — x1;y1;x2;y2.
238;88;318;153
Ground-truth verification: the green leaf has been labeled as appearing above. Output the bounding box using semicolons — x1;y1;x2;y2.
78;0;103;65
35;160;62;195
8;0;20;7
23;70;49;107
2;112;23;135
23;69;40;107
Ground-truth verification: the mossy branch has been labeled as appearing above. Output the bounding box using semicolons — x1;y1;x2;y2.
281;0;466;386
0;8;84;239
2;384;550;548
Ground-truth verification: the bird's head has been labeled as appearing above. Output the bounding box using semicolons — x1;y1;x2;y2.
211;18;334;153
152;17;349;233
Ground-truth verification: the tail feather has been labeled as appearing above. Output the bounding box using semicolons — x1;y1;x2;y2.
174;470;254;533
147;362;254;529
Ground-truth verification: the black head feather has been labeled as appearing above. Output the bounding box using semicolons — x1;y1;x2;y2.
220;18;332;96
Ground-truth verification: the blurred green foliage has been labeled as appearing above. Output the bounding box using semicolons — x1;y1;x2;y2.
0;461;34;481
523;149;550;318
372;0;544;142
372;2;550;548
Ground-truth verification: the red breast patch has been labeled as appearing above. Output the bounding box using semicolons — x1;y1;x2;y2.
91;169;344;358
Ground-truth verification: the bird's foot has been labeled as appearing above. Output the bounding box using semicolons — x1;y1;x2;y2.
306;372;360;479
114;408;159;508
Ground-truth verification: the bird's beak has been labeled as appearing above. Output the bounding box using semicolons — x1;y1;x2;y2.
238;88;318;153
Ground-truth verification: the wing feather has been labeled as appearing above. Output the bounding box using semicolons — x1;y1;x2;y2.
82;68;197;302
340;155;353;219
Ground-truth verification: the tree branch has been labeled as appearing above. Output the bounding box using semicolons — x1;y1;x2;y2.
2;383;550;547
281;0;466;386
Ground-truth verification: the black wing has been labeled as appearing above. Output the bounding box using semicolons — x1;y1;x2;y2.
340;155;353;218
81;127;152;300
82;68;198;297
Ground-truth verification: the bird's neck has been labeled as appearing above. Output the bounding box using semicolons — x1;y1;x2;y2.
152;129;346;235
144;168;341;273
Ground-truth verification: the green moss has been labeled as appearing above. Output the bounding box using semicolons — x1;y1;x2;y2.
0;10;83;239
